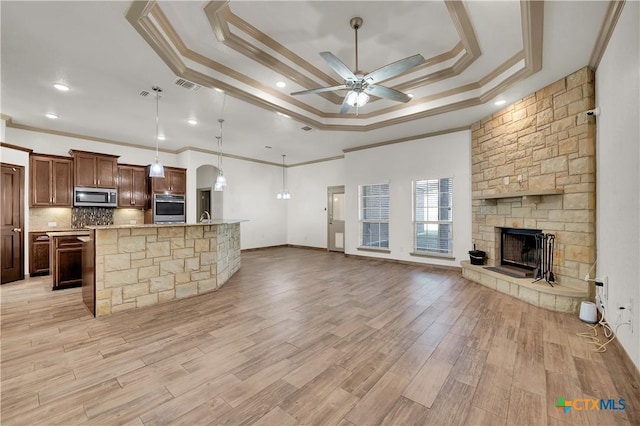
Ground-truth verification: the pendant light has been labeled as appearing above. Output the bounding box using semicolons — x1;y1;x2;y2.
148;86;165;178
277;154;291;200
214;93;227;191
214;121;226;191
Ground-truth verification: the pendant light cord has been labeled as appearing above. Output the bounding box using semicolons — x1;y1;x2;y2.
282;155;286;191
218;93;226;170
153;86;162;160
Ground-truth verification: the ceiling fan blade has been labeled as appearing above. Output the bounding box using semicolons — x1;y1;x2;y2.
365;85;412;103
320;51;357;81
364;54;425;84
290;84;347;96
339;94;352;114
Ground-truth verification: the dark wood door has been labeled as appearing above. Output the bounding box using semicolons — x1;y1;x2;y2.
29;232;50;276
74;153;96;187
118;165;147;208
1;164;24;284
30;156;72;207
31;156;53;206
117;166;134;207
52;159;72;206
96;156;117;188
168;169;186;194
151;173;170;193
52;236;83;289
132;167;147;207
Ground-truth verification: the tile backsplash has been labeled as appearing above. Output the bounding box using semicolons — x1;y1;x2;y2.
30;207;146;231
29;208;72;231
72;207;114;228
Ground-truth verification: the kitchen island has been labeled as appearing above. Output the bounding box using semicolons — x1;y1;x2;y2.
82;221;241;317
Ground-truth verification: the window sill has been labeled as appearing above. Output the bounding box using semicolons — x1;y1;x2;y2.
357;247;391;254
410;251;455;260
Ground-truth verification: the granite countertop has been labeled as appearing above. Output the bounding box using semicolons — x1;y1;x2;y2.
46;230;91;237
30;228;76;233
86;220;246;230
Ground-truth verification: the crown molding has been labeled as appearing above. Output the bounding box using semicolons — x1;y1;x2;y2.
343;125;471;153
589;0;626;70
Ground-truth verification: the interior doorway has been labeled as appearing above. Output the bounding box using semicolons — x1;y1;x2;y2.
327;185;345;252
197;189;211;221
1;163;25;284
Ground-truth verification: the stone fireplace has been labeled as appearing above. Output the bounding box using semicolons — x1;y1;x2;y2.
462;67;595;313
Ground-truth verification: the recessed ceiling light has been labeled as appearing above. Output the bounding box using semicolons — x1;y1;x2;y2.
45;112;58;119
407;93;414;98
53;83;69;92
276;112;291;119
276;81;286;88
214;87;224;93
157;135;166;141
494;99;507;106
187;118;198;125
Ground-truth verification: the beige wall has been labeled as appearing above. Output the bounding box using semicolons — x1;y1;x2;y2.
471;67;596;290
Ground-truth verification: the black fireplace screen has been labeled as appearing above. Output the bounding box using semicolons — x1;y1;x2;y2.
501;228;542;270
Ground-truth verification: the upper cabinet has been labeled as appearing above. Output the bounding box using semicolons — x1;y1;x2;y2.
147;166;186;194
70;150;119;188
117;165;147;209
30;154;73;207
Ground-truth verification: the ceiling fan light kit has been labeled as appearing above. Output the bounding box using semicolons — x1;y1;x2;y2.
291;17;425;114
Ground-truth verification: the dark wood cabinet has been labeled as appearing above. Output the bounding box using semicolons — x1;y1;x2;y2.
147;166;186;194
51;236;83;289
29;232;50;276
30;155;73;207
70;150;119;188
117;165;147;209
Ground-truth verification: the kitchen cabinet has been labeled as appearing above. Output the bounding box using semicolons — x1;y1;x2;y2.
29;232;50;276
147;166;186;194
70;150;119;189
117;165;147;209
30;154;73;207
51;235;83;289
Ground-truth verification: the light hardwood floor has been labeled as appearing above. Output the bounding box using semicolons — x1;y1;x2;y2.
1;247;638;425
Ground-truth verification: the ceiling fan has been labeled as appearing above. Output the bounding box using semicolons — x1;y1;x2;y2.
291;17;425;114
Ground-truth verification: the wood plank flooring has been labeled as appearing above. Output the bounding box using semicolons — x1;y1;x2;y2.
1;246;639;425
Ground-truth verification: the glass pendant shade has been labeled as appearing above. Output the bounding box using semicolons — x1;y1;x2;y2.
346;90;369;107
216;171;227;187
149;159;165;178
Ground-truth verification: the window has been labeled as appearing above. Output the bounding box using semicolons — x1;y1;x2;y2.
414;178;453;255
360;183;389;249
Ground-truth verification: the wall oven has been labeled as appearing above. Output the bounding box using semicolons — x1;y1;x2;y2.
74;187;117;207
153;194;186;223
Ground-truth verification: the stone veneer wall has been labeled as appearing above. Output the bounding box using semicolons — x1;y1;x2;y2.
471;67;596;290
95;223;240;316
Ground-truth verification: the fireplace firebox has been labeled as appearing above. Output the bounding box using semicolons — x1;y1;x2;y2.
499;228;542;277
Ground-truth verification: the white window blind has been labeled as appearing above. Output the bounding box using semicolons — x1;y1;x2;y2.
414;178;453;255
360;183;389;249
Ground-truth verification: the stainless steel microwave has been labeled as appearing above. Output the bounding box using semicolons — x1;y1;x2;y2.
153;193;186;223
73;187;117;207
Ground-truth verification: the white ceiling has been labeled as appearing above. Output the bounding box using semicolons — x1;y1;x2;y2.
1;1;610;165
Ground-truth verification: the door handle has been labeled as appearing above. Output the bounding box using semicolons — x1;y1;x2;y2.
13;228;21;233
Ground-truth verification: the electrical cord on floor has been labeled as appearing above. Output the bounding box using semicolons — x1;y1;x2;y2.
576;303;616;353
